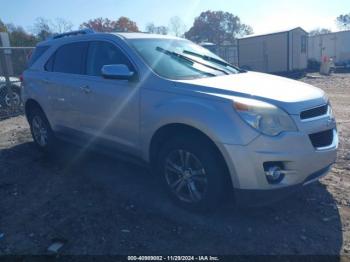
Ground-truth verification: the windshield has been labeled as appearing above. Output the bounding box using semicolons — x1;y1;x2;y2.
129;38;240;80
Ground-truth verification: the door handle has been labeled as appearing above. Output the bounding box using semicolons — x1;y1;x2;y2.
80;85;91;94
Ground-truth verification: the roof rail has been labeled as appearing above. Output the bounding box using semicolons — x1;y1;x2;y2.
51;29;95;40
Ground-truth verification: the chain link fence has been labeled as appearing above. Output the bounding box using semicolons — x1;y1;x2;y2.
0;47;34;120
200;44;238;65
215;45;238;65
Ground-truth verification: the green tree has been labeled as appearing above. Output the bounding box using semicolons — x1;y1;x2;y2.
185;10;253;45
336;13;350;30
6;24;38;46
0;19;7;32
4;24;38;75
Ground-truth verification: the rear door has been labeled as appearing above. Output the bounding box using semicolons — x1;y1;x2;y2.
77;41;140;154
45;41;88;131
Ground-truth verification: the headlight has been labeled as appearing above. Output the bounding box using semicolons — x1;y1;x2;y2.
233;97;298;136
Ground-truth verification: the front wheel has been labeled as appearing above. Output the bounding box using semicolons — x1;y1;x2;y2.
157;135;230;211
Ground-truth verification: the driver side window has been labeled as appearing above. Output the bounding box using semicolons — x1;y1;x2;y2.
86;41;134;77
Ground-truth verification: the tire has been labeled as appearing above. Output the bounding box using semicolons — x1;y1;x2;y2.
28;107;56;153
0;86;21;109
157;134;230;211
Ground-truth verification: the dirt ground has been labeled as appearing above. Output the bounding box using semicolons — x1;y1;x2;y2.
0;73;349;256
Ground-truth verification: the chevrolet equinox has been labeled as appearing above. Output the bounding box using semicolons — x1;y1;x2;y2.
22;30;338;210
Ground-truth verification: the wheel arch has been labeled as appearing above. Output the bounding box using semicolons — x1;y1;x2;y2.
148;123;234;189
25;99;45;120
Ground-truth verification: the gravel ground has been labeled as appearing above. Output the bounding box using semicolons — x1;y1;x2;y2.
0;73;349;255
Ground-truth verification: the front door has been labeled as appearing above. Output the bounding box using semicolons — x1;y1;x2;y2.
77;41;140;155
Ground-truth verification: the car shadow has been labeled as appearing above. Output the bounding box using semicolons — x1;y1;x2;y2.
0;141;343;255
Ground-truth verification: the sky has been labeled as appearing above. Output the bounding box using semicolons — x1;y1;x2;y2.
0;0;348;34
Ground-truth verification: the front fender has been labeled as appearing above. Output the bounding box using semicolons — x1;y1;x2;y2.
140;89;259;161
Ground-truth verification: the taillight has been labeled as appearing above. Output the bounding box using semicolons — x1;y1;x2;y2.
19;74;24;83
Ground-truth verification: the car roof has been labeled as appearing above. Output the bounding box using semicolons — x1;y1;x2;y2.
114;32;182;40
37;31;184;47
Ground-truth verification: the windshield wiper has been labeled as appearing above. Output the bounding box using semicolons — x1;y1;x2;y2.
156;47;229;75
183;50;245;73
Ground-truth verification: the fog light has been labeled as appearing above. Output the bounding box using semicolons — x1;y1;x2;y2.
265;166;285;184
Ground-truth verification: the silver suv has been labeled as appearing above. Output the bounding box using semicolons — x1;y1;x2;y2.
23;30;338;210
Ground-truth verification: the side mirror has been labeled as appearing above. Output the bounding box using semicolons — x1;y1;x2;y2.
101;64;135;80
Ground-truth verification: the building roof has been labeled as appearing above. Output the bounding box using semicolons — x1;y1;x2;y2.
199;42;216;46
308;29;350;38
239;27;307;40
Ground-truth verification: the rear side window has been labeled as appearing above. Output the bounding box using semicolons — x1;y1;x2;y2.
53;42;88;74
86;41;133;76
28;46;50;67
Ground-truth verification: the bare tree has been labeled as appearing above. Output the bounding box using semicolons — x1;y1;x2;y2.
145;22;168;35
309;28;332;36
155;26;168;35
169;16;186;37
53;18;73;33
145;23;156;33
32;17;52;41
32;17;74;40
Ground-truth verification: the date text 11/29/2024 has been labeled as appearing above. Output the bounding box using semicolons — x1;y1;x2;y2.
127;256;220;261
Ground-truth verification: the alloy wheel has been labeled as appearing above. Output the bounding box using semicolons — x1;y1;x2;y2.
164;149;208;203
5;92;20;107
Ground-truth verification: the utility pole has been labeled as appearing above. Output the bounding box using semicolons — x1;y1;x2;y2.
0;32;14;110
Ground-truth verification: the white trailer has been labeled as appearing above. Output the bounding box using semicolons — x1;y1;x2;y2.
308;30;350;66
238;27;308;74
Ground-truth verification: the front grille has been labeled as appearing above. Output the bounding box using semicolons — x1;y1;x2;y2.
309;129;333;148
300;104;328;120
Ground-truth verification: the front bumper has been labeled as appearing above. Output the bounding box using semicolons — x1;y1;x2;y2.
234;164;332;206
221;128;338;191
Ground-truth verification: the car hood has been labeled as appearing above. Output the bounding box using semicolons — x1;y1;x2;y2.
176;72;327;114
